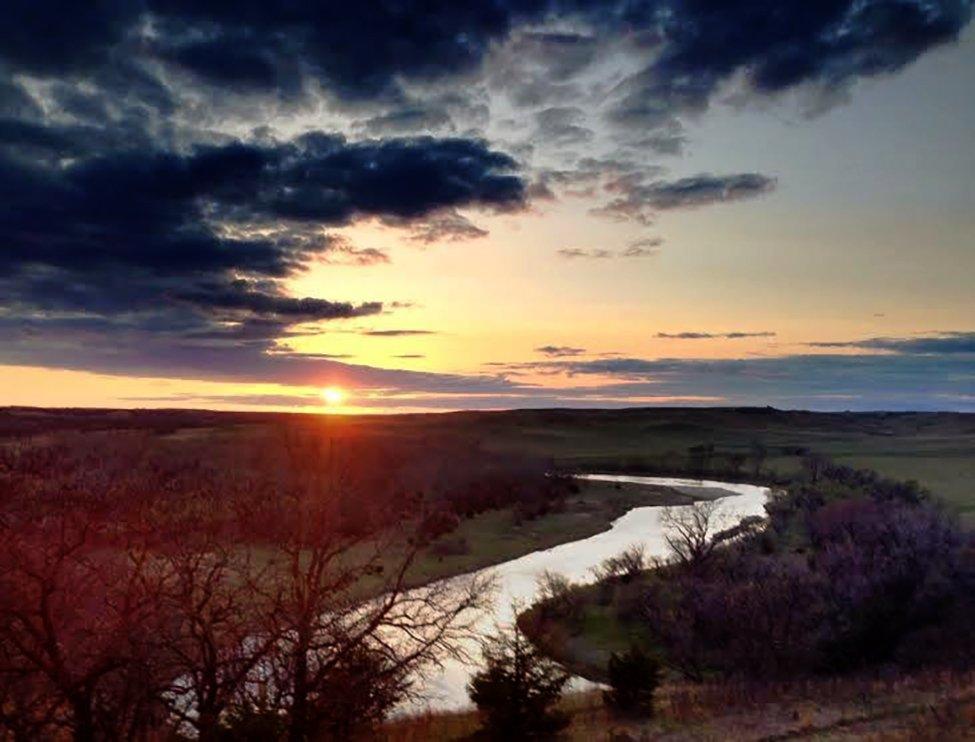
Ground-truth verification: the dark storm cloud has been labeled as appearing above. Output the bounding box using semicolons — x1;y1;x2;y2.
0;133;523;278
174;281;383;322
143;2;515;101
807;332;975;354
603;0;972;133
657;331;777;340
357;106;455;136
0;103;524;392
3;2;965;111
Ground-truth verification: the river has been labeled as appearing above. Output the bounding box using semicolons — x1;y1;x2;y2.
405;474;771;712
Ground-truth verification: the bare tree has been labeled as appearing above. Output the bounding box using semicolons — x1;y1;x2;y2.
235;477;492;742
156;538;277;741
661;501;721;571
591;544;647;583
0;513;168;742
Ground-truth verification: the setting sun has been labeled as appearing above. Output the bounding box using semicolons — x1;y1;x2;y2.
320;386;345;406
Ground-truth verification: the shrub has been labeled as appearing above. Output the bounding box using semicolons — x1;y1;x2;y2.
592;544;647;583
603;645;662;717
468;624;569;739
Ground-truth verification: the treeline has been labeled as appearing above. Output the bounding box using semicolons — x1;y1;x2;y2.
0;429;569;741
572;439;783;484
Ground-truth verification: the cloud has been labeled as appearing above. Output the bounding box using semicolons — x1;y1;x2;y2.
602;0;972;135
173;280;383;322
535;345;586;357
389;210;490;243
807;332;975;354
621;237;664;258
657;331;777;340
594;172;777;223
479;352;975;411
558;237;663;260
108;351;975;412
0;127;524;386
317;237;390;266
361;330;437;337
557;248;613;260
533;106;594;147
356;105;455;135
5;2;964;119
0;1;970;414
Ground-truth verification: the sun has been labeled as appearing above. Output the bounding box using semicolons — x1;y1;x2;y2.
320;386;345;406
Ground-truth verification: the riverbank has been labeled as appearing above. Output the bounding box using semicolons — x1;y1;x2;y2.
389;477;709;591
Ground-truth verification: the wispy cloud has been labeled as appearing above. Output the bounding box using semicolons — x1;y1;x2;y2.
656;331;777;340
807;332;975;355
535;345;586;357
361;330;438;337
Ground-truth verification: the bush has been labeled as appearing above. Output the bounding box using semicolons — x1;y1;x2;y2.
603;645;662;717
592;544;647;583
468;624;569;739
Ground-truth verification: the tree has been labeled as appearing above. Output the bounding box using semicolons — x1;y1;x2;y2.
0;513;169;742
247;474;490;742
535;571;583;623
603;645;661;717
727;452;748;477
686;443;715;478
661;500;721;572
591;544;647;584
749;439;768;479
468;622;569;739
156;538;276;742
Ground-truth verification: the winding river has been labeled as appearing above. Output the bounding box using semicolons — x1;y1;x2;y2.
406;475;771;713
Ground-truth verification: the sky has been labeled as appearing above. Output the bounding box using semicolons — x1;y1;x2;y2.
1;0;973;413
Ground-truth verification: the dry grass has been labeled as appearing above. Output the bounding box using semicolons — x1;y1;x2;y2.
379;670;975;741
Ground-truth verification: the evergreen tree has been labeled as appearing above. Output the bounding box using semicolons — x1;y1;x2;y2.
468;624;569;738
603;645;661;717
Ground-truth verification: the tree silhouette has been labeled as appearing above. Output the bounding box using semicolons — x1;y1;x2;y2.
603;645;661;717
468;621;569;739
